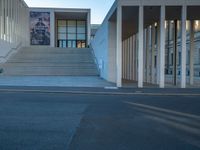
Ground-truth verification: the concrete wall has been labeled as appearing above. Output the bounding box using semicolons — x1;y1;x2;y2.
91;1;117;83
0;0;29;63
91;22;109;80
108;21;117;83
91;21;117;83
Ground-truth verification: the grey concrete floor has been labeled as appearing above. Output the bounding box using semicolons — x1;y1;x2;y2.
0;76;114;87
0;89;200;150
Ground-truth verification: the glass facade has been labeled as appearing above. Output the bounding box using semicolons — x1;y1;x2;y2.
57;20;87;48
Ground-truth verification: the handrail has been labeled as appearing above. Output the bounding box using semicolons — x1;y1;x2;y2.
90;45;100;74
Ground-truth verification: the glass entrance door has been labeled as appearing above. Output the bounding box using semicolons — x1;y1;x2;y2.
57;19;87;48
67;40;76;48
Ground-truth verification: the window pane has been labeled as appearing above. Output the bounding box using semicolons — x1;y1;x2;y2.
59;41;62;48
82;42;86;48
68;20;76;27
58;34;66;40
77;21;86;27
68;41;72;48
58;27;66;33
68;27;76;33
68;34;76;40
77;34;85;40
58;20;66;26
72;41;76;48
77;27;85;33
63;41;66;48
77;41;82;48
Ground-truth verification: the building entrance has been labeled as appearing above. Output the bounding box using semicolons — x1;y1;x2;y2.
57;20;87;48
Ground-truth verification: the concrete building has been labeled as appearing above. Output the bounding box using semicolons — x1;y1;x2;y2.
91;0;200;88
1;0;200;88
0;0;91;63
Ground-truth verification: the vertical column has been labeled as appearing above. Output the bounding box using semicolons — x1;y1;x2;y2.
11;0;13;43
189;20;194;85
159;5;166;88
173;20;178;85
135;34;138;81
181;5;187;88
132;35;136;80
2;0;5;41
146;27;150;83
0;0;2;41
50;11;55;47
87;11;91;47
116;5;122;87
151;24;156;84
138;6;144;88
4;0;7;41
156;22;160;84
166;21;171;74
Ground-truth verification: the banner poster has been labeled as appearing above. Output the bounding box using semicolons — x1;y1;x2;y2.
30;12;50;45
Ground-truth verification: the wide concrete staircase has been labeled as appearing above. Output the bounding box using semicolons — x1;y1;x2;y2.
0;47;99;76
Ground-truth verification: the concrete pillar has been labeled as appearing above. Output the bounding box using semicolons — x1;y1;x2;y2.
0;0;2;41
166;21;171;74
116;5;122;87
135;34;138;81
156;22;160;85
138;6;144;88
173;20;178;85
146;27;150;83
145;28;148;83
132;35;136;80
87;11;91;47
181;5;187;88
189;20;194;85
151;24;156;84
159;5;166;88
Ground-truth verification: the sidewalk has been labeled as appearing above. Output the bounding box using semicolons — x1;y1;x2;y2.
0;85;200;96
0;76;114;87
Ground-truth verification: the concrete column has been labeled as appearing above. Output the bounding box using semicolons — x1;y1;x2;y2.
0;0;2;41
135;34;138;81
156;22;160;85
189;20;194;85
146;27;150;83
4;0;7;41
181;5;187;88
173;20;178;85
132;35;136;80
87;11;91;47
116;5;122;87
8;0;10;43
130;36;134;80
159;5;166;88
138;6;144;88
151;25;156;84
122;40;124;79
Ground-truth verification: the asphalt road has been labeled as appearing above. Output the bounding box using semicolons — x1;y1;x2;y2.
0;89;200;150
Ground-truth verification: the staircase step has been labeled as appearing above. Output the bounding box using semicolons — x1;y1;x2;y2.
1;47;99;76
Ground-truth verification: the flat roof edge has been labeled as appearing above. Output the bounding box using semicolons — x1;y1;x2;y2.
29;7;90;11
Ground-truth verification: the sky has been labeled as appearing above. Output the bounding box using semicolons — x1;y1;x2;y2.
24;0;115;24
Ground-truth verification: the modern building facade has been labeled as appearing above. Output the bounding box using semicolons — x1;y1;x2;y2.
0;0;91;64
29;8;91;48
1;0;200;88
91;0;200;88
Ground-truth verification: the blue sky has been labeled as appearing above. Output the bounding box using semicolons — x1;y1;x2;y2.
24;0;115;24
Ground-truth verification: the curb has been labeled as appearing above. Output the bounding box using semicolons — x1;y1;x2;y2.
0;89;200;96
